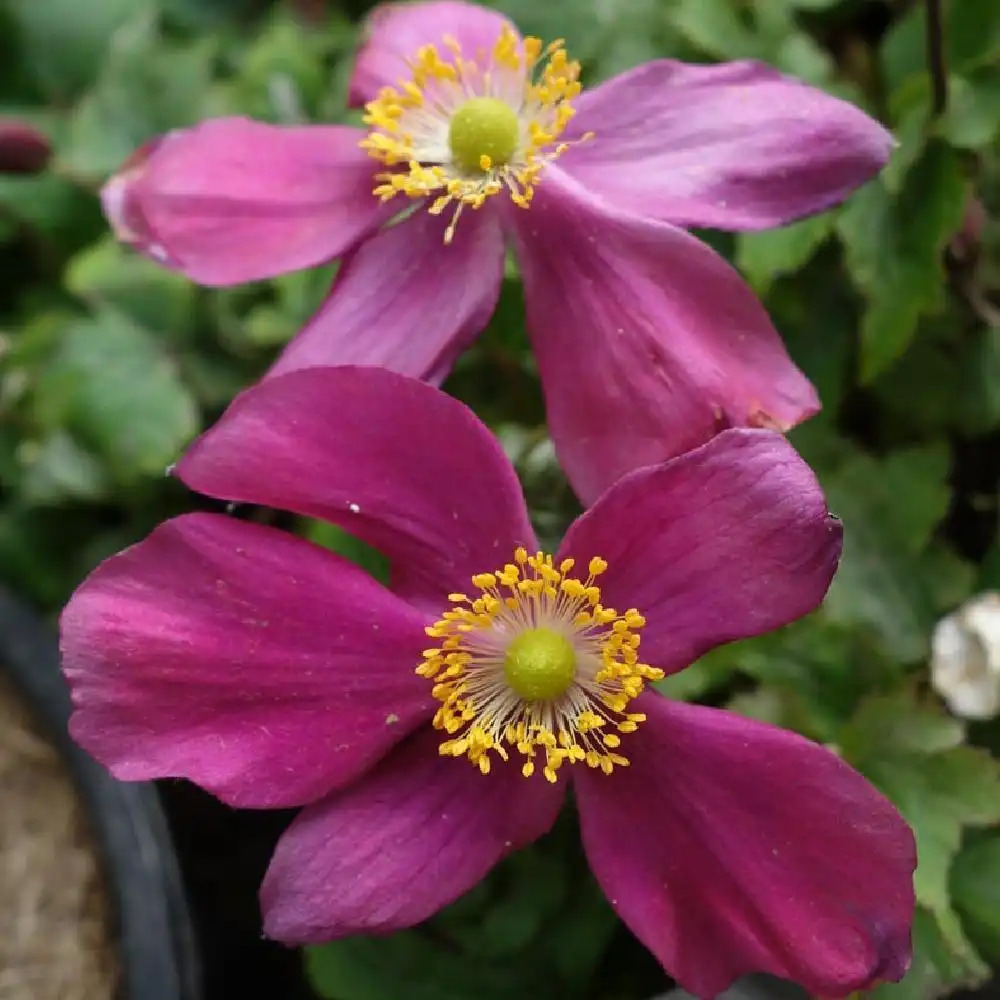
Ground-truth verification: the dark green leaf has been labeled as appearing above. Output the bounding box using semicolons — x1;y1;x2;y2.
736;213;834;295
952;836;1000;964
34;307;199;479
837;142;967;381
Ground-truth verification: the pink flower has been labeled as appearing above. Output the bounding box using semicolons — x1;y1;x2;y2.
61;366;914;998
100;0;893;504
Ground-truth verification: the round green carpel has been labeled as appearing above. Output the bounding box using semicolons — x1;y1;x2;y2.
503;627;577;702
447;97;521;174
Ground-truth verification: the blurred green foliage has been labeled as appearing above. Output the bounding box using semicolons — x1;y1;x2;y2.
3;0;1000;998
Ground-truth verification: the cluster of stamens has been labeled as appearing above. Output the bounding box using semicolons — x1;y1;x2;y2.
418;548;663;783
360;26;589;242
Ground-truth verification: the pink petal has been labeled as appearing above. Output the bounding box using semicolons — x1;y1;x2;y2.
576;695;915;997
511;167;819;505
557;428;841;675
60;513;434;809
348;1;516;107
269;205;504;384
261;726;564;940
100;118;391;286
561;60;893;231
176;367;537;611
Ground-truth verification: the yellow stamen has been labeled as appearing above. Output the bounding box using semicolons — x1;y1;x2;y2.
359;26;591;243
418;549;663;782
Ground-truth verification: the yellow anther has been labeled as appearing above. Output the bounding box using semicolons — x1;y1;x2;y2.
419;547;656;782
359;26;590;240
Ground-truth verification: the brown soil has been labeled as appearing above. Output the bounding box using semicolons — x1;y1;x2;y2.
0;675;118;1000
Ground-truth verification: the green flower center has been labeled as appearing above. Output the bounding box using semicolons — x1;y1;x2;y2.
447;97;521;174
503;627;577;701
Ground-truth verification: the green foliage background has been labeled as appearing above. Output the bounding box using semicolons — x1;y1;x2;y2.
2;0;1000;997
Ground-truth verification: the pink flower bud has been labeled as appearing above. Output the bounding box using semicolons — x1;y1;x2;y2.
0;119;51;175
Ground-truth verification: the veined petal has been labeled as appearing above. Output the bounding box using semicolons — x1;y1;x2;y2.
60;514;434;809
176;367;537;612
349;0;516;107
557;429;841;674
101;118;391;285
511;167;818;505
269;205;504;384
261;725;564;940
575;695;915;998
561;60;893;230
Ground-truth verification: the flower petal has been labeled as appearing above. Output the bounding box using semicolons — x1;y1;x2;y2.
101;118;390;285
561;60;893;231
269;205;504;384
261;725;564;940
176;367;537;610
557;428;841;674
511;167;818;505
348;1;516;107
60;513;434;809
575;695;915;998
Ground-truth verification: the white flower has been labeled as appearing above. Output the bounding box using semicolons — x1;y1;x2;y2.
931;592;1000;720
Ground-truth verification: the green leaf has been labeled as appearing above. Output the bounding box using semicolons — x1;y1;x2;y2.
839;689;965;762
941;68;1000;150
768;257;855;415
587;0;675;82
882;0;1000;94
880;6;927;98
17;431;109;505
820;444;954;661
301;518;389;583
836;142;967;381
65;235;197;336
952;836;1000;964
62;11;216;180
752;2;835;84
779;0;841;9
0;172;102;248
484;0;609;65
736;213;835;295
306;932;515;1000
34;307;199;480
665;616;899;742
656;644;740;703
883;80;932;192
861;745;1000;951
853;719;998;999
826;443;952;556
947;0;1000;74
872;321;1000;438
5;0;142;100
669;0;762;60
231;13;330;122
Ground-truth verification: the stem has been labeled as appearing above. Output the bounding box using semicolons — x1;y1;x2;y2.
926;0;948;116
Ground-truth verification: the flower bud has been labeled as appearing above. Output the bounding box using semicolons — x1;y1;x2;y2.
0;119;51;175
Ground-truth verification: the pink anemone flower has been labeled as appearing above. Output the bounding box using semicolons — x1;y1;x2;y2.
60;366;915;999
100;0;894;504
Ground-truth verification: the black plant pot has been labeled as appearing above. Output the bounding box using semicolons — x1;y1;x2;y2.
0;585;200;1000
